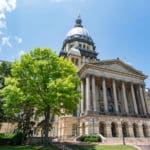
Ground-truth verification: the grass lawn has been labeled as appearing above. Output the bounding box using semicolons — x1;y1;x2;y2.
0;145;138;150
95;145;138;150
67;144;138;150
0;145;60;150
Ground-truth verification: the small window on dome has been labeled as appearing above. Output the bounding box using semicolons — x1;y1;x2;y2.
83;44;85;49
69;44;73;49
75;59;79;66
79;44;82;48
71;58;74;63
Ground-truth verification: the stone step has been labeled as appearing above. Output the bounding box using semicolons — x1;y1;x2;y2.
52;142;74;150
137;145;150;150
101;138;150;145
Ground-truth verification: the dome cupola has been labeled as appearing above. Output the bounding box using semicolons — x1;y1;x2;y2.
60;16;98;65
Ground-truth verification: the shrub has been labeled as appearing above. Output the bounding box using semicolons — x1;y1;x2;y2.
78;135;101;142
10;132;23;145
0;132;23;145
78;135;85;141
0;133;15;145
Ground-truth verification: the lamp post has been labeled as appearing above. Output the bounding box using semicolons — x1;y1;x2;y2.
92;116;95;135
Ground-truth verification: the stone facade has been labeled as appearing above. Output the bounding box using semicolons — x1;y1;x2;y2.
53;16;150;141
0;17;150;143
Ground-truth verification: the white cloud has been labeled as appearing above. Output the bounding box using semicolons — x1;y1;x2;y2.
0;13;5;19
18;50;25;57
15;36;22;44
0;0;16;29
2;36;12;47
0;20;6;28
0;0;16;49
0;0;16;13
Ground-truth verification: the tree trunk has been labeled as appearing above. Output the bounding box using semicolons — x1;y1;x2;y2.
43;106;50;145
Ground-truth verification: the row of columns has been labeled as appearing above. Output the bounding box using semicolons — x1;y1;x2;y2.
80;121;150;138
80;75;149;116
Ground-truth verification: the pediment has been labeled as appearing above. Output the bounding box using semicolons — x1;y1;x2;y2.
90;59;145;77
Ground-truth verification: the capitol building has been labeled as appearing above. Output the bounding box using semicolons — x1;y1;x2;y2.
0;16;150;144
53;16;150;142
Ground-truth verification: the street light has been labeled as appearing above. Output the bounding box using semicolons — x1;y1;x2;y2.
92;116;94;135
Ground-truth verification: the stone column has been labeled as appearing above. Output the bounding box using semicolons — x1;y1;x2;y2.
102;78;108;113
128;123;134;137
122;81;129;114
117;122;123;137
131;83;138;115
92;75;97;112
137;123;144;137
145;124;150;137
105;122;112;137
80;79;84;115
112;79;119;113
139;85;147;115
86;76;91;112
142;87;150;115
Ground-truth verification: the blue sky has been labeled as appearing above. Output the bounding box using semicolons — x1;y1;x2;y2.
0;0;150;87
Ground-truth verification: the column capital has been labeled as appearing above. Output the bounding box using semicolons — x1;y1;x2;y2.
85;74;90;78
102;76;106;81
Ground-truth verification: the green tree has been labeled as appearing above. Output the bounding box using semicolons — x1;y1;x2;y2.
0;48;80;145
0;61;11;122
0;61;11;89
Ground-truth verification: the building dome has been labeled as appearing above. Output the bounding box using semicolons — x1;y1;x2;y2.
60;16;97;59
66;27;90;38
68;47;81;56
64;16;93;44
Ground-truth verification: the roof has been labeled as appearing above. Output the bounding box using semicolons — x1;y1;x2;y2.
78;58;147;80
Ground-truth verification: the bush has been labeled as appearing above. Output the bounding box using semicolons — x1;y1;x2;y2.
0;132;23;145
0;133;15;145
11;132;23;145
78;135;101;142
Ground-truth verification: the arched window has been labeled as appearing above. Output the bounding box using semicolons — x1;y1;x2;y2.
72;124;77;136
82;123;85;135
111;122;117;137
133;123;138;137
99;122;106;136
143;124;148;137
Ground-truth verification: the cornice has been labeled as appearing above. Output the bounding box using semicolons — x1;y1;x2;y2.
78;63;147;80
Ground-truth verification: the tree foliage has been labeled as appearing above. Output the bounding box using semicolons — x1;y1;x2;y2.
0;61;11;122
0;48;80;145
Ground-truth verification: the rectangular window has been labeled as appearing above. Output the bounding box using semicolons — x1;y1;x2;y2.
72;124;77;136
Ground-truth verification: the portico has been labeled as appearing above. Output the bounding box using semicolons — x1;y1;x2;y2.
79;60;149;117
